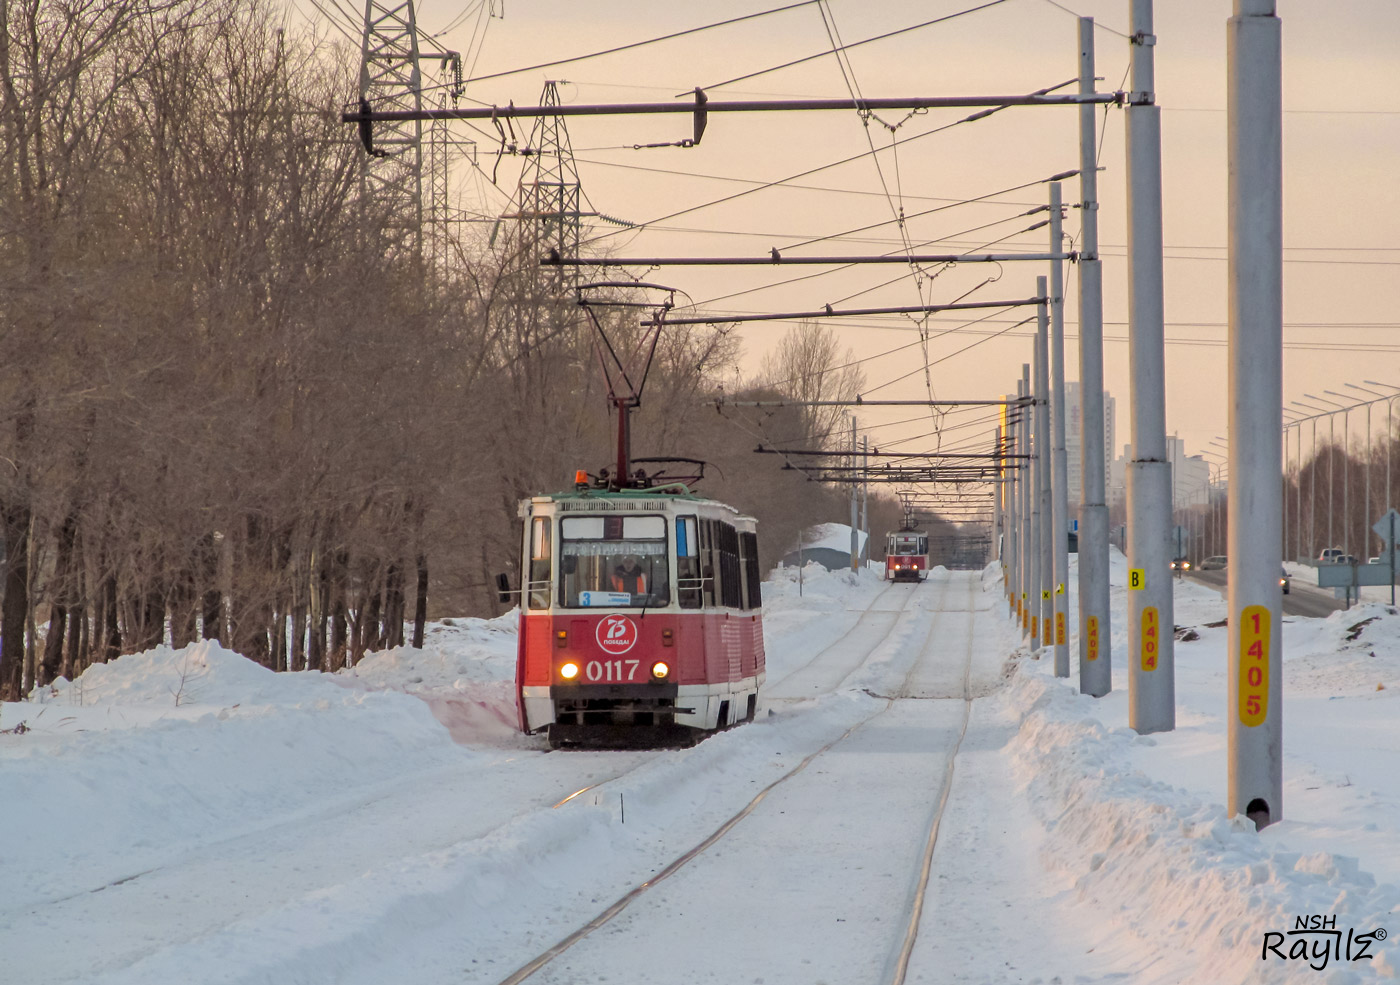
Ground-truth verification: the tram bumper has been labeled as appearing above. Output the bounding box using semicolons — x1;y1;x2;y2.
551;682;690;723
544;682;696;748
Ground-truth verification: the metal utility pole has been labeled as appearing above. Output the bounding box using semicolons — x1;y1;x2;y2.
1227;0;1283;830
1049;189;1070;677
861;435;870;563
1036;279;1054;652
850;416;860;572
1077;17;1111;696
1125;0;1174;733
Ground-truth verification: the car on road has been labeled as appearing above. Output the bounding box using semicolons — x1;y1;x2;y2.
1318;548;1344;563
1280;568;1290;594
1199;556;1227;570
1170;557;1192;573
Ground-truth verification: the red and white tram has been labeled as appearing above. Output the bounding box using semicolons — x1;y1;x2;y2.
884;528;929;581
514;486;765;748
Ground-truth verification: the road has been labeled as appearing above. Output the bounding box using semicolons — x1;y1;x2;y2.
1185;566;1347;618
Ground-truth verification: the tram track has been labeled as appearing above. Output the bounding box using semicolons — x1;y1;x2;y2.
764;577;922;699
490;572;984;985
538;579;922;835
886;576;979;985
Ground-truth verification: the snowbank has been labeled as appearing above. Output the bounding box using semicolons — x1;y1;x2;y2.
988;558;1400;983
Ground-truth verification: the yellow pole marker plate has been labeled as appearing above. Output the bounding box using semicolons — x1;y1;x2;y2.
1055;611;1066;645
1055;582;1065;594
1041;589;1051;600
1140;605;1159;671
1238;604;1271;727
1086;615;1100;661
1129;568;1146;590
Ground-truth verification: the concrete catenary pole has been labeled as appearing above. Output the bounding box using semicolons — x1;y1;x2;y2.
1125;0;1175;733
1029;345;1043;648
1020;364;1033;637
1036;277;1055;653
1013;380;1024;612
1049;190;1071;677
1076;17;1111;696
1227;0;1283;829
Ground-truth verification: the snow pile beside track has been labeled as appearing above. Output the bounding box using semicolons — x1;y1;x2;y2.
343;612;525;745
1000;649;1400;983
2;641;474;911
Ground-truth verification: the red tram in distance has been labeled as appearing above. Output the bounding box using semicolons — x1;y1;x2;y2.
884;528;929;581
514;486;765;748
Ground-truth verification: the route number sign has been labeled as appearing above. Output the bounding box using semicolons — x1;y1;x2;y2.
1140;606;1159;671
1238;605;1271;727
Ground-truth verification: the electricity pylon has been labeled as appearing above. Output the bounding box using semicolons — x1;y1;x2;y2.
506;81;583;288
358;0;463;269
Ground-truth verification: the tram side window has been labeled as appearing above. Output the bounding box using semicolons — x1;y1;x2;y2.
741;531;762;610
559;515;670;608
699;519;716;607
528;517;551;609
718;522;742;609
676;515;702;609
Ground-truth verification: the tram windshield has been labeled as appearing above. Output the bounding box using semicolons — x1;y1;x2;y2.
890;533;926;555
559;515;670;608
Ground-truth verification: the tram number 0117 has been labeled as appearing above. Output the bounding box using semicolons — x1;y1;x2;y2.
587;659;640;682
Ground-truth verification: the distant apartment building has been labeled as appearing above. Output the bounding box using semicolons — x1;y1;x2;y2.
1065;382;1116;506
1107;435;1211;509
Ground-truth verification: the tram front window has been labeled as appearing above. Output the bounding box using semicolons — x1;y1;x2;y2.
560;515;670;608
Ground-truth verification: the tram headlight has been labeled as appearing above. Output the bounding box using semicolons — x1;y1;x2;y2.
559;661;580;680
651;661;670;679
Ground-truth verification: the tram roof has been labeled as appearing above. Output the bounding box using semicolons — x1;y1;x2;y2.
525;486;754;523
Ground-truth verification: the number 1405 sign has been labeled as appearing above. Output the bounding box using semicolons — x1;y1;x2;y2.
1238;605;1272;726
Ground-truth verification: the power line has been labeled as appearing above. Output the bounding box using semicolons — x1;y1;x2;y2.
701;0;1012;91
460;2;822;85
573;79;1082;249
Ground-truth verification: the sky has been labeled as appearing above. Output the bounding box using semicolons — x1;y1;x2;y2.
305;0;1400;467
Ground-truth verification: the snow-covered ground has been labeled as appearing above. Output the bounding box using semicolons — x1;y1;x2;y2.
2;553;1397;983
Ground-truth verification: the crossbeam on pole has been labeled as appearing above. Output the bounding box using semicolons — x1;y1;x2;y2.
343;92;1125;125
546;251;1073;267
718;397;1030;408
653;297;1044;326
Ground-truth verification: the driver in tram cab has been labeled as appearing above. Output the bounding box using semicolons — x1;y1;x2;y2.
612;554;647;596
